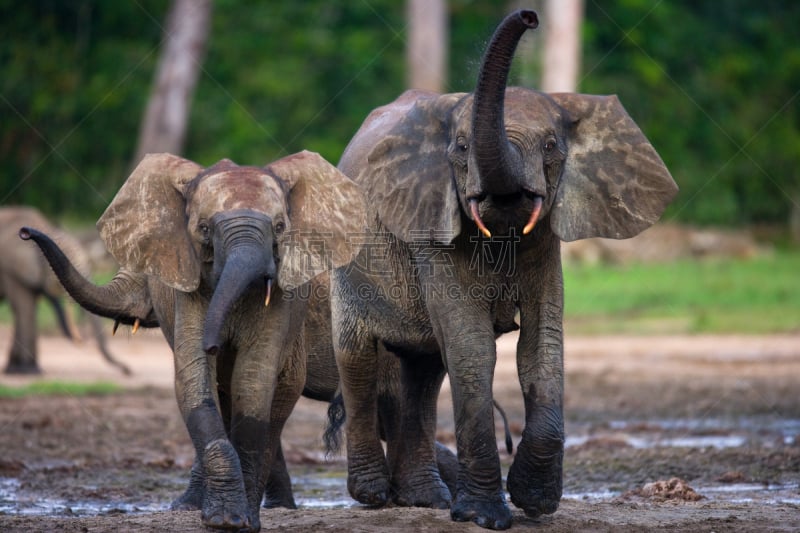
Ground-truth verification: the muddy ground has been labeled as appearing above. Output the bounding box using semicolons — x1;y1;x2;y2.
0;325;798;532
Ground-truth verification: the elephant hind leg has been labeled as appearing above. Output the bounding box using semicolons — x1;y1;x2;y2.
4;283;40;374
336;335;390;506
382;347;451;509
263;447;296;509
170;457;205;511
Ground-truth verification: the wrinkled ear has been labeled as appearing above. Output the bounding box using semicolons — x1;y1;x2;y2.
339;90;464;243
97;153;202;292
549;94;678;241
266;151;367;290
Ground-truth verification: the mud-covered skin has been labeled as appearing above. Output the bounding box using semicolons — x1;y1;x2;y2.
23;151;365;532
332;9;676;530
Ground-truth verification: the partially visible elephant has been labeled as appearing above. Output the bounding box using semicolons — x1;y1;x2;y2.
0;206;130;375
21;150;365;532
331;9;678;530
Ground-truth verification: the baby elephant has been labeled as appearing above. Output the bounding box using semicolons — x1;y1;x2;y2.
21;151;365;532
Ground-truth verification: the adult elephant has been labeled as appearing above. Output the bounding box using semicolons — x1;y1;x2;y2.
21;150;365;532
0;206;130;375
331;9;678;530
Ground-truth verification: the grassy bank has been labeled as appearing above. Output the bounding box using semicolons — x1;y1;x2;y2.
0;381;122;398
564;250;800;335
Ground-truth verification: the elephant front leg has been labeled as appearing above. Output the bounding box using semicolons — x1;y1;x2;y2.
506;297;565;518
432;312;511;530
174;332;250;530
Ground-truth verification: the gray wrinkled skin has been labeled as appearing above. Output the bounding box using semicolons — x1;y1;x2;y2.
24;151;366;532
332;9;677;531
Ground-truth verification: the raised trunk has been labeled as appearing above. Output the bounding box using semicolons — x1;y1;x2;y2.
19;227;157;327
202;245;275;355
471;10;538;196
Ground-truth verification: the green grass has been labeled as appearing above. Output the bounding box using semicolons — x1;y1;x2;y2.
563;250;800;335
0;381;122;398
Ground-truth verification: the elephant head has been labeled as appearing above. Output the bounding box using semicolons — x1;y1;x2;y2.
339;9;677;244
95;150;364;353
24;150;365;351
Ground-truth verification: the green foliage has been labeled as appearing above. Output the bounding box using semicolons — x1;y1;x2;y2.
581;0;800;227
0;380;121;398
1;1;798;230
0;0;166;219
563;251;800;335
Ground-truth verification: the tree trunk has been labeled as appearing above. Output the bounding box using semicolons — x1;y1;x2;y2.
406;0;447;92
132;0;211;165
541;0;583;93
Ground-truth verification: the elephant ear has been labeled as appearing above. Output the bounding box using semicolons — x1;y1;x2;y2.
549;94;678;242
97;153;203;292
339;90;464;243
266;151;367;291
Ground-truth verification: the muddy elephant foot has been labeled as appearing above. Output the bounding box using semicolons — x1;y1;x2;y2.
170;460;205;511
392;467;451;509
262;453;297;509
451;490;512;530
435;443;458;495
347;461;391;507
506;442;563;518
262;489;297;510
201;439;253;531
4;362;41;375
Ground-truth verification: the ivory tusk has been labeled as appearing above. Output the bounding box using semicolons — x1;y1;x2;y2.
112;320;120;336
522;197;543;235
131;318;140;335
265;278;273;307
469;199;492;238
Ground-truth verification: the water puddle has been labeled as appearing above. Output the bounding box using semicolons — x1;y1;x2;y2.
566;417;800;450
564;482;800;506
2;417;797;516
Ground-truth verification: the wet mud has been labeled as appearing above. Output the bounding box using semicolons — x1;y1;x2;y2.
0;328;798;531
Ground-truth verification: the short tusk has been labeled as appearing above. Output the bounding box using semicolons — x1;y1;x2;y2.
522;197;543;235
112;320;120;336
469;199;492;238
265;278;273;307
131;318;141;335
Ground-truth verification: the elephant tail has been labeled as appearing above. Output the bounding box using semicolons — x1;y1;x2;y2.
323;393;346;456
494;399;514;455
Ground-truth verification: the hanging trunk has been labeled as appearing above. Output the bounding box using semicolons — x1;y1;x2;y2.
19;227;157;327
471;10;538;196
202;245;275;356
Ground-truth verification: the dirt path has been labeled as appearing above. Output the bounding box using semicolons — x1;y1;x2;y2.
1;326;799;531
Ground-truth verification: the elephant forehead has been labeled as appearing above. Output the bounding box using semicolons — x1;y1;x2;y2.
503;88;563;124
194;170;285;214
456;88;563;131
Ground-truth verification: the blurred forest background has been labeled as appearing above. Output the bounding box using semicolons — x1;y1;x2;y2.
1;0;799;239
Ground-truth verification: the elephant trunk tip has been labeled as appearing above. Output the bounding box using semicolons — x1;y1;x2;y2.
19;227;33;240
203;342;220;357
517;9;539;29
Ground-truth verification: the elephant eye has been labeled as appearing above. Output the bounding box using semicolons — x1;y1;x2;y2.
198;222;210;240
543;137;557;153
456;136;468;152
274;221;286;235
